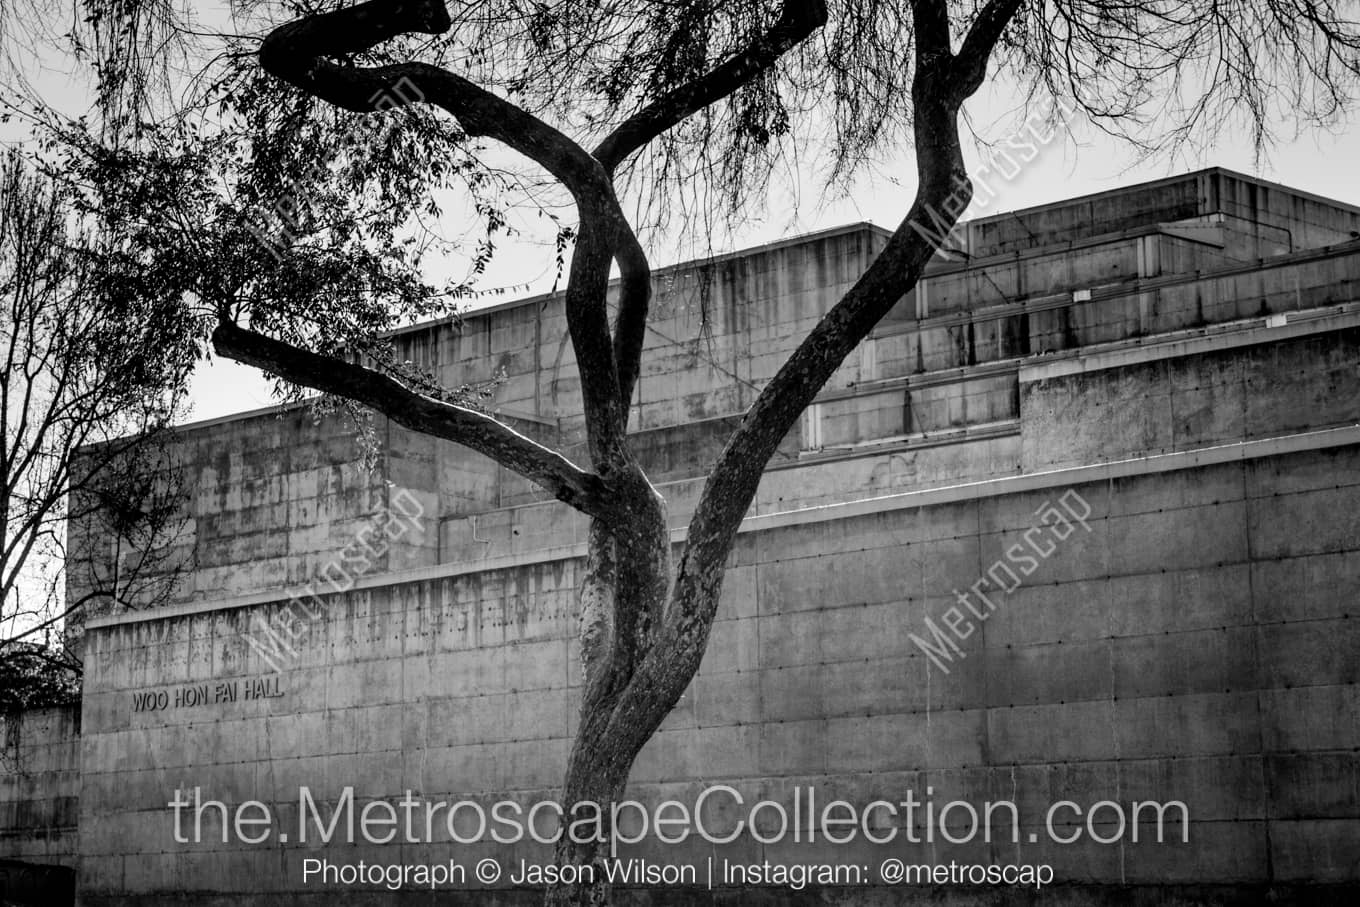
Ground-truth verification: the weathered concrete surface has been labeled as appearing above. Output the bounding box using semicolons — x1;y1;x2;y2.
0;706;81;906
1020;326;1360;471
67;171;1360;622
955;168;1360;259
65;225;888;617
428;313;1360;571
873;242;1360;376
72;443;1360;902
45;168;1360;904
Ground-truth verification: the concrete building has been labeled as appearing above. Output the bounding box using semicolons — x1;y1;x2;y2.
4;167;1360;904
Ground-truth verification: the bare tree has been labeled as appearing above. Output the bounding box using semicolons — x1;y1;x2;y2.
12;0;1360;903
0;152;194;697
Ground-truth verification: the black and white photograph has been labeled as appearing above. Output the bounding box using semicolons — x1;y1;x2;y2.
2;0;1359;904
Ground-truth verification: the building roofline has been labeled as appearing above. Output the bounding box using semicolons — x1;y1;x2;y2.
390;221;893;333
1198;166;1360;216
175;167;1360;431
966;166;1360;225
170;399;304;434
167;223;892;434
384;169;1360;337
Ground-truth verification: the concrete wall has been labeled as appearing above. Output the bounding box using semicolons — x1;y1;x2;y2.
65;172;1360;620
66;408;446;619
394;225;889;439
874;242;1360;376
73;437;1360;904
909;222;1281;322
957;169;1360;259
0;706;81;869
51;169;1360;903
431;314;1360;574
72;288;1360;644
1021;325;1360;471
71;237;1360;619
65;226;887;616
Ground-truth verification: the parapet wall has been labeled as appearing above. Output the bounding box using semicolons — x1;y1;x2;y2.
958;168;1360;258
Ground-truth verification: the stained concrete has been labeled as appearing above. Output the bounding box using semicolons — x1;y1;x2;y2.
5;168;1360;904
65;442;1360;902
0;707;80;905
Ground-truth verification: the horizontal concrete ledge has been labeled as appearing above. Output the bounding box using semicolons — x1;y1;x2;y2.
792;419;1020;464
746;422;1360;533
86;424;1360;630
1020;305;1360;382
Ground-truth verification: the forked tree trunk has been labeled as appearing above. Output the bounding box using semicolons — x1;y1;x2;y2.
546;739;629;906
546;511;688;907
224;5;1025;907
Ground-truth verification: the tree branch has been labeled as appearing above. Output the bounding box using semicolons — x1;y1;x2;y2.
211;320;618;520
598;0;829;414
612;225;651;416
953;0;1025;99
605;0;1026;741
259;1;604;199
563;216;631;467
259;0;639;470
592;0;829;173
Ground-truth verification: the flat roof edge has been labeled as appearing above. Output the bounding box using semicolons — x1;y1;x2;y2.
965;166;1360;227
391;221;893;331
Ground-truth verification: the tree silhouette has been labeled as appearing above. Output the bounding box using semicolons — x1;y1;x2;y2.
7;0;1359;902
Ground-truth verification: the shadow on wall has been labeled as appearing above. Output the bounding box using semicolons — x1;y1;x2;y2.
0;859;74;906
